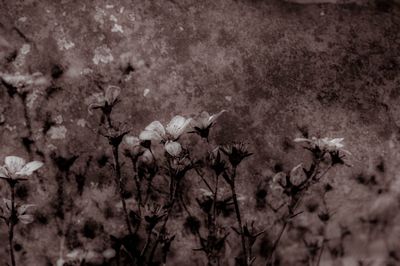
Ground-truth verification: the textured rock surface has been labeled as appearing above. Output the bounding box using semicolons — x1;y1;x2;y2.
0;0;400;265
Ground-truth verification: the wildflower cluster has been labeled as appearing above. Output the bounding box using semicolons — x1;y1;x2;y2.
0;82;352;266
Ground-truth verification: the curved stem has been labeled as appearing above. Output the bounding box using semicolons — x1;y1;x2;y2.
8;182;16;266
316;241;325;266
148;177;180;265
266;161;332;266
265;221;287;266
229;168;248;266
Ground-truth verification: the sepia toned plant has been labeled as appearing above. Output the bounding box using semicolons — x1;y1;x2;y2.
0;1;394;264
265;137;350;266
0;156;43;266
0;76;354;266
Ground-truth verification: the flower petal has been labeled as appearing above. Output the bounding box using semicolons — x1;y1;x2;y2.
166;116;192;139
104;85;121;105
139;149;154;165
166;116;186;136
5;156;26;174
56;258;65;266
17;204;36;215
196;111;211;127
102;248;116;259
145;121;166;137
293;138;311;143
0;166;8;178
124;135;140;146
208;110;226;124
16;161;43;176
199;188;213;197
272;172;287;187
164;141;182;157
139;130;162;141
289;163;306;186
88;102;105;115
67;249;84;259
18;214;34;224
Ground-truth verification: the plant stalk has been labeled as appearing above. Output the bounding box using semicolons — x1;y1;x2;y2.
8;182;16;266
112;145;133;235
229;168;248;266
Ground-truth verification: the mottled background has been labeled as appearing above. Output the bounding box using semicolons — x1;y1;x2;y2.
0;0;400;265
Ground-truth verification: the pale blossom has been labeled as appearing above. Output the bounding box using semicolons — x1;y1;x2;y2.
0;156;43;180
294;137;350;154
192;110;226;139
88;85;121;114
0;72;49;93
139;115;192;156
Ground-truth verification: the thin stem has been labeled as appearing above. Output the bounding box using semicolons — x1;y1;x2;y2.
148;177;180;265
265;221;288;266
8;182;16;266
105;112;113;129
229;168;248;266
194;167;213;192
135;173;142;212
139;230;153;265
112;145;133;235
143;179;153;206
19;93;34;160
212;174;219;234
208;174;220;266
316;241;325;266
266;161;332;266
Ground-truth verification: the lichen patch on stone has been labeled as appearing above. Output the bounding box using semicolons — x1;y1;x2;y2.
92;45;114;65
47;125;67;140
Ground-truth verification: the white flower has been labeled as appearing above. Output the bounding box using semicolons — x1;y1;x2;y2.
294;137;350;153
0;156;43;180
164;141;182;157
195;110;226;129
139;115;192;156
0;72;49;92
88;85;121;114
192;110;226;139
